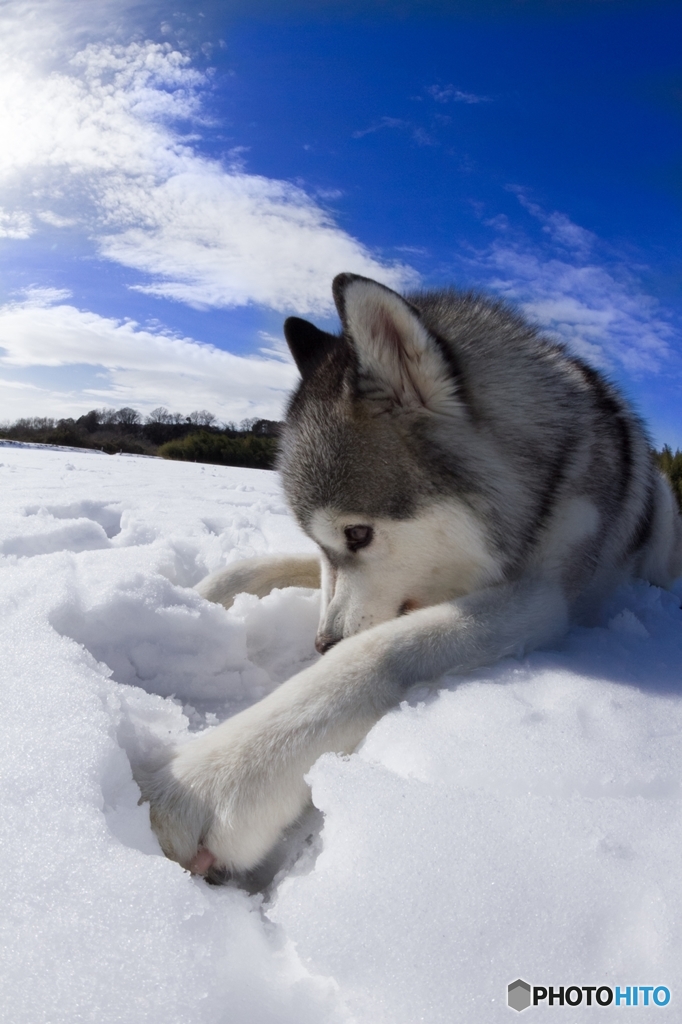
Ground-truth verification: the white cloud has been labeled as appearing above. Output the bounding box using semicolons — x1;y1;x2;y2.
0;0;147;51
0;207;33;238
22;286;74;304
101;166;416;312
499;261;671;374
0;2;414;421
37;210;78;228
473;205;675;376
0;293;299;421
426;85;490;104
0;12;416;315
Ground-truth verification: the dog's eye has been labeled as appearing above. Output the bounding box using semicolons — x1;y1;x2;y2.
344;524;373;551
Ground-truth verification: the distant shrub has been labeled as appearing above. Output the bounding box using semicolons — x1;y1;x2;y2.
0;408;285;464
656;446;682;513
158;431;278;469
99;439;149;455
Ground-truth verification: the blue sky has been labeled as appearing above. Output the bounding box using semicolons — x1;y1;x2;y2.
0;0;680;444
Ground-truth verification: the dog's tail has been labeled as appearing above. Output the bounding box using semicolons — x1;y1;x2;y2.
195;554;321;609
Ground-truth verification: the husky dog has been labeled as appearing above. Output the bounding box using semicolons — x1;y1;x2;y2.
142;273;682;879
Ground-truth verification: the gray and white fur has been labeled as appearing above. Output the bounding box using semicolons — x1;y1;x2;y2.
141;273;682;879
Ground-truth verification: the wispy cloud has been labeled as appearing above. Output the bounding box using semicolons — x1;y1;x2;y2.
0;290;299;421
468;197;675;376
0;14;416;316
352;116;436;146
509;187;597;256
426;84;490;104
352;117;406;139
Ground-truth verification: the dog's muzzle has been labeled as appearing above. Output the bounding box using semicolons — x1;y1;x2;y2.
315;633;340;654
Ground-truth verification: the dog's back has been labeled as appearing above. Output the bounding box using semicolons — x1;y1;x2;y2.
414;289;681;590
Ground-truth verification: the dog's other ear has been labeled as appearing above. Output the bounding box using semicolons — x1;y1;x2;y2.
283;317;338;378
332;273;459;415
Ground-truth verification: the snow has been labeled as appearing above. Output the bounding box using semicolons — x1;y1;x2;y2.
1;446;681;1023
0;438;110;453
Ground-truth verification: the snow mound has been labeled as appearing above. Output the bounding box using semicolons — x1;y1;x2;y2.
0;438;109;453
1;446;681;1022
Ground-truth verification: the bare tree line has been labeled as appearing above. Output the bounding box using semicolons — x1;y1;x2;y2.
0;407;282;468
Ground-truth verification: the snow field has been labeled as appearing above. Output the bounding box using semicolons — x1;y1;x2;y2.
0;446;681;1022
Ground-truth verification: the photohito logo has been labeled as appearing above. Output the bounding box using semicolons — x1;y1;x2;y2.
507;980;671;1012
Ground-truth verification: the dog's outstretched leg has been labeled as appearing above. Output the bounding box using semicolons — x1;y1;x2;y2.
142;577;568;876
195;554;321;609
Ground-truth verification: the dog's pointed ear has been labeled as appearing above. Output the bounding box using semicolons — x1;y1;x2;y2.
329;274;456;413
283;316;338;378
332;273;459;415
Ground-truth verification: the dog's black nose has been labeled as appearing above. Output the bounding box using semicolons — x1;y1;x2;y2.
315;634;340;654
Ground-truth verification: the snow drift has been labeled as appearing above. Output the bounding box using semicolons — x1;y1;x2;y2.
0;446;681;1022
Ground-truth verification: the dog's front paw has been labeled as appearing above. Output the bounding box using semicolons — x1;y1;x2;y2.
138;746;217;873
139;711;312;876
